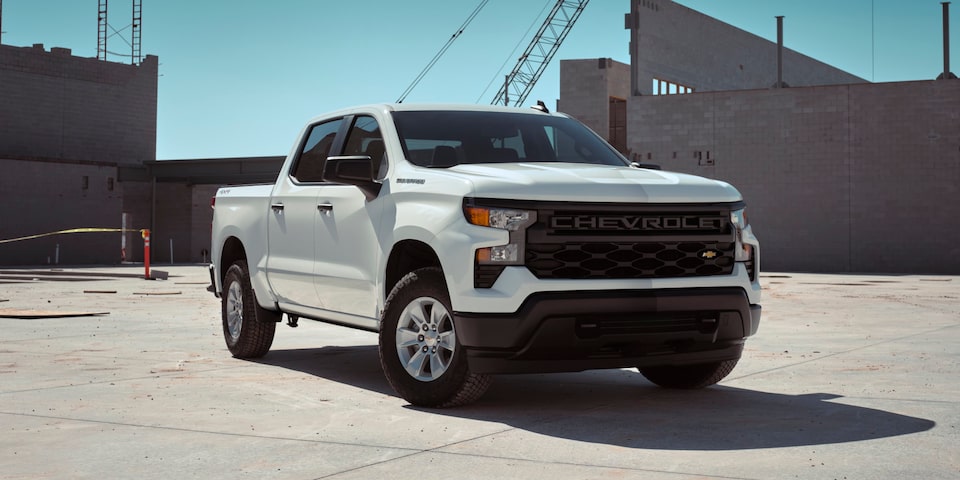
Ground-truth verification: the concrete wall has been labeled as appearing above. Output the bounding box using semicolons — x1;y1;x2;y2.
0;44;158;165
629;0;866;95
0;158;122;265
626;79;960;274
558;59;631;141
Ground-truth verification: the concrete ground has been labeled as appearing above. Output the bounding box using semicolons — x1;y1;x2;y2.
0;266;957;479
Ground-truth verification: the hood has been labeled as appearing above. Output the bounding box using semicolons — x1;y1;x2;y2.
442;163;743;204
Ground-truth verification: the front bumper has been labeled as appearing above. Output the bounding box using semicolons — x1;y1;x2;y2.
454;287;760;374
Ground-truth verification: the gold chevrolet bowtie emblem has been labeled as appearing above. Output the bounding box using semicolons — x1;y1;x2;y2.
700;250;718;259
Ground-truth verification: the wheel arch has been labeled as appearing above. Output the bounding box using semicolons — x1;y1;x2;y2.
385;240;442;300
218;236;247;285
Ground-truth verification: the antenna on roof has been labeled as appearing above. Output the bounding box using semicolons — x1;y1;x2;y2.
531;100;550;113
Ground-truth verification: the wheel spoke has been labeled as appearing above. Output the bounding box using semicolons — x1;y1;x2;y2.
397;327;421;348
404;349;428;377
429;351;447;377
438;331;456;352
407;299;429;331
430;302;446;326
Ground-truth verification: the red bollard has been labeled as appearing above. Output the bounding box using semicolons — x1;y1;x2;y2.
141;229;151;280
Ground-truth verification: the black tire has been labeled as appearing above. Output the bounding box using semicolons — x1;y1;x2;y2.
639;359;739;389
378;267;491;407
221;260;278;358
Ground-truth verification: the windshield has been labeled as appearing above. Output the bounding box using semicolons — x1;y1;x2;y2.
392;110;629;168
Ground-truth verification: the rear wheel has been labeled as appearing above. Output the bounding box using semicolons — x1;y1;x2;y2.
639;359;739;389
379;267;491;407
221;260;278;358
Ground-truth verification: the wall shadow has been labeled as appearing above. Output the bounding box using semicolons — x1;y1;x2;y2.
256;345;935;451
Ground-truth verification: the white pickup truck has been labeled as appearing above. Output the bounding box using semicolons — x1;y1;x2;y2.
210;103;761;407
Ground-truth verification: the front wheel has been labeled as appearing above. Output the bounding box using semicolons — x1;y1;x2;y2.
379;267;491;407
639;359;739;389
221;260;278;358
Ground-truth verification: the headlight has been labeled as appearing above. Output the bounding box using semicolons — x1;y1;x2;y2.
464;205;536;268
731;208;752;262
476;244;520;263
464;207;533;231
730;208;748;230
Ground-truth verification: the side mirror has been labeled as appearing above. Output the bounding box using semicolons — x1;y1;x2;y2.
323;156;382;200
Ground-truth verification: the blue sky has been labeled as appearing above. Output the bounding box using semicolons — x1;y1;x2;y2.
2;0;956;159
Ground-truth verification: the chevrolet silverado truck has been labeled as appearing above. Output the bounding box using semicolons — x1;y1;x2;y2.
209;103;761;407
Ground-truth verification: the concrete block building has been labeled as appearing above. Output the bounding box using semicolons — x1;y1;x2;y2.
0;43;280;266
558;1;959;274
0;44;158;265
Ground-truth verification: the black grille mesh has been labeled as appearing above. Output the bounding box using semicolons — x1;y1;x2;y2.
526;242;735;279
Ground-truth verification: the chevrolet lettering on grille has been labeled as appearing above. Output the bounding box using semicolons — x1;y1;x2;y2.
549;215;724;231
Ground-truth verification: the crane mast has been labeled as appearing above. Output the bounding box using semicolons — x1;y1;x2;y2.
492;0;589;107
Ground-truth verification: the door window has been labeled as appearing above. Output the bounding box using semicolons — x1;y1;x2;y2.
342;116;387;179
291;118;344;183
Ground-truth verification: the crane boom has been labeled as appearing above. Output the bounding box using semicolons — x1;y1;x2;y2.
491;0;589;107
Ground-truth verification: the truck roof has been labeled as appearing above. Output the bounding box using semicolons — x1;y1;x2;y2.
307;103;561;123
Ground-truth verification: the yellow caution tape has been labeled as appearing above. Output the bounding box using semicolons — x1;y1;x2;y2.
0;228;147;244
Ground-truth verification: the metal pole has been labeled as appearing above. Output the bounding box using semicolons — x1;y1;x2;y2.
776;16;784;88
504;75;510;106
1;0;4;45
944;2;952;79
142;229;151;280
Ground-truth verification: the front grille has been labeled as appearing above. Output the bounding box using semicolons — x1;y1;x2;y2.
526;241;735;279
466;199;745;288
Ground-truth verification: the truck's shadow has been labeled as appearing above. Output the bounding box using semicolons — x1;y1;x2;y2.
257;345;935;451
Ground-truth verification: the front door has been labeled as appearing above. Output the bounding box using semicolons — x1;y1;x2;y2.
265;117;345;308
312;115;386;320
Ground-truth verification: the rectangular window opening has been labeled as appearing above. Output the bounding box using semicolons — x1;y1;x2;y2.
608;96;627;154
651;78;695;96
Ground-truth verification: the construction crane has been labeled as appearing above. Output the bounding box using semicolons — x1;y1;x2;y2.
491;0;589;107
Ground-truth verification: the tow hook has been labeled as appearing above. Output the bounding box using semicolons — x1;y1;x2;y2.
287;314;299;328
